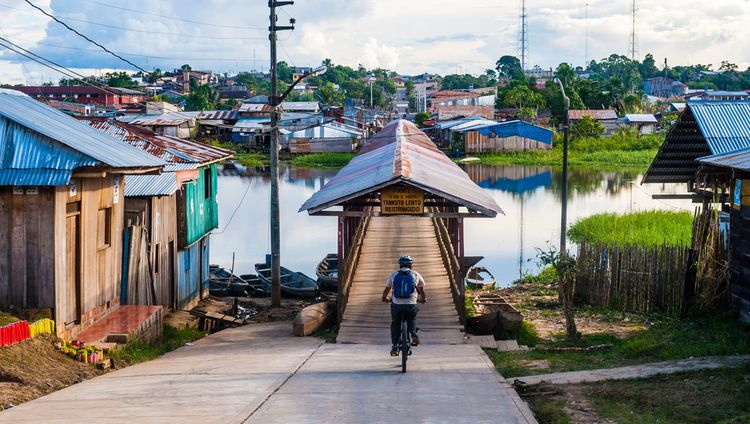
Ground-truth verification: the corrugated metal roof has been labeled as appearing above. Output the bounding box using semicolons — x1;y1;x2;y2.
164;163;200;171
79;118;233;165
449;119;499;132
233;118;268;132
0;169;74;186
697;147;750;172
689;102;750;154
299;120;504;217
128;112;199;126
238;103;271;113
124;173;179;197
0;89;164;169
286;122;362;139
476;120;554;145
625;114;658;123
568;109;618;120
199;110;239;120
281;101;320;112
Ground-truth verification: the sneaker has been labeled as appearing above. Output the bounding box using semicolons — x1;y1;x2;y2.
390;345;399;356
411;334;420;346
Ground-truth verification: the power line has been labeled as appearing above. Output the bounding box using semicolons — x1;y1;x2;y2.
22;0;148;73
0;36;119;95
83;0;266;30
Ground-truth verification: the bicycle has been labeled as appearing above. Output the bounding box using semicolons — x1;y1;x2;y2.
396;309;412;373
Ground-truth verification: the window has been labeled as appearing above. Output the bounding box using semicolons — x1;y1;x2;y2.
97;207;112;249
203;168;212;199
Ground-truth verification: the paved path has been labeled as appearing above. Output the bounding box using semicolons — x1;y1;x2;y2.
512;354;750;386
0;322;537;423
338;216;464;345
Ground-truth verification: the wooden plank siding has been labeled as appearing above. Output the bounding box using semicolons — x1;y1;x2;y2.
0;187;55;310
465;131;552;153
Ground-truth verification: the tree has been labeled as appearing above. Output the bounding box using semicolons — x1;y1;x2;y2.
639;53;659;79
495;55;524;81
538;247;580;341
414;112;430;127
505;84;545;120
184;84;217;111
181;64;192;72
571;115;605;139
315;82;344;106
105;72;138;89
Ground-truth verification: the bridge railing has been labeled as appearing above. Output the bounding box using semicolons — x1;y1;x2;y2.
431;213;465;321
338;208;372;320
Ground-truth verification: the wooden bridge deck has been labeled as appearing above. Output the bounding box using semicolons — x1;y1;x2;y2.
336;216;464;345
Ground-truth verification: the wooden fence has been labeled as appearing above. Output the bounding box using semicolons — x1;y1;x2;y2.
575;242;692;315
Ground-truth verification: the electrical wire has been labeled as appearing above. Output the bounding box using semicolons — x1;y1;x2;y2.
22;0;148;73
83;0;266;30
214;177;254;234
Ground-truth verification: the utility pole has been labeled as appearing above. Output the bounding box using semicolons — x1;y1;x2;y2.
268;0;295;308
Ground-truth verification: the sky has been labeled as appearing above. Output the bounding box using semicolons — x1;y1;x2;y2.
1;0;749;84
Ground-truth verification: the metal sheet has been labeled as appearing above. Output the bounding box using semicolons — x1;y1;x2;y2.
124;173;179;197
299;120;504;217
690;102;750;155
198;110;239;121
0;169;73;186
0;89;164;169
128;112;199;126
568;109;618;120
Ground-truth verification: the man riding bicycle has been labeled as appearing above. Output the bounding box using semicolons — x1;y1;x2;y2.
382;255;426;356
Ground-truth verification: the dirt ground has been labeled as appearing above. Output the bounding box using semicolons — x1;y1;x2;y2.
0;335;105;409
489;284;648;340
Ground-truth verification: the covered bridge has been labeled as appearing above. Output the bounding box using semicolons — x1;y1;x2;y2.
300;120;503;344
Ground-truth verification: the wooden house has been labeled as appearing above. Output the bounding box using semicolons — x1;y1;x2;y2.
80;118;233;310
0;89;164;339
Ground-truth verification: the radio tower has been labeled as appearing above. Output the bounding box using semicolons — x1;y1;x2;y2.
518;0;528;70
628;0;639;61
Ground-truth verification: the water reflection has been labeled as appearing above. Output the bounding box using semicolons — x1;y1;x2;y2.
211;163;694;288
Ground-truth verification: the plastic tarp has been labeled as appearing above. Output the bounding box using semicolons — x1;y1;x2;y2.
476;121;554;145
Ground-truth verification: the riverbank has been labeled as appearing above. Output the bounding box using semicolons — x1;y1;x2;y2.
474;132;663;168
568;210;693;247
291;152;354;168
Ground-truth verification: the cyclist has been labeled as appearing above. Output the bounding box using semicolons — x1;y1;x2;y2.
382;255;426;356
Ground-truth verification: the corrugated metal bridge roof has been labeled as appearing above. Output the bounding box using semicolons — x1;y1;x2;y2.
0;89;164;170
299;120;504;217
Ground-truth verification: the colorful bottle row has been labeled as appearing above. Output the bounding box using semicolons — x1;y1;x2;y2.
0;318;56;347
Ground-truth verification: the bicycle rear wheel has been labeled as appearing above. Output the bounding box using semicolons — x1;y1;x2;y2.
401;320;408;373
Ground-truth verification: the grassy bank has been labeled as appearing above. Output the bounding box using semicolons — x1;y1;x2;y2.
488;316;750;377
110;325;206;366
0;312;19;326
234;153;268;168
526;365;750;424
475;132;663;167
291;153;354;168
568;210;693;247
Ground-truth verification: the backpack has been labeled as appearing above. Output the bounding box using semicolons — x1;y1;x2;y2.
392;270;416;298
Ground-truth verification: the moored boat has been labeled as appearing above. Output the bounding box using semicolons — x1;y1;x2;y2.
255;263;319;298
465;266;496;290
209;265;252;297
315;253;339;292
465;293;523;339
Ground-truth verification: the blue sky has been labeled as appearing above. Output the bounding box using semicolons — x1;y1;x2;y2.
0;0;749;84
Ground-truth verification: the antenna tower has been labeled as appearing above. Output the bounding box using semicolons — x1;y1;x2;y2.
585;1;589;67
518;0;528;70
628;0;639;60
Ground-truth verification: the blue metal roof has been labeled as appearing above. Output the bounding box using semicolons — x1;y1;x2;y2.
0;89;164;169
689;102;750;154
476;120;554;145
124;173;179;197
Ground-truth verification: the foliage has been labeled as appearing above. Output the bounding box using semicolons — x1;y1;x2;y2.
414;112;430;127
110;325;206;365
0;312;19;326
489;315;750;377
495;55;524;81
440;73;496;90
105;71;139;89
465;296;476;318
315;82;345;106
291;153;354;168
235;153;268;168
184;84;218;111
516;321;541;347
537;246;579;340
570;115;605;139
568;210;693;248
513;266;558;286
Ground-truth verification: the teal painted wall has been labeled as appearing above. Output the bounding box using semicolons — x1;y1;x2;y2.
184;164;219;247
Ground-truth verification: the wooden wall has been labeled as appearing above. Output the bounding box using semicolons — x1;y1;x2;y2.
54;175;124;337
149;195;177;308
465;132;552;153
0;187;55;310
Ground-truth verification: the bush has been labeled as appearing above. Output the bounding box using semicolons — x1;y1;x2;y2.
568;210;693;248
513;266;557;285
571;115;605;139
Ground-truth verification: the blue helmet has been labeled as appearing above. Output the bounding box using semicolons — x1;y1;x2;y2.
398;255;413;267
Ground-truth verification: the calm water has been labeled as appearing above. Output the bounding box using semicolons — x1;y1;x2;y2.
211;163;693;287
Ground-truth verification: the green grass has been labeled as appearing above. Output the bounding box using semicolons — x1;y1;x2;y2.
235;153;268;168
291;153;354;168
0;312;19;326
568;210;693;248
488;316;750;377
586;366;750;424
465;296;477;318
475;132;663;167
109;325;206;365
514;266;558;286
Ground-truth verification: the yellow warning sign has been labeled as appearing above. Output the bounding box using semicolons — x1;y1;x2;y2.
381;186;424;215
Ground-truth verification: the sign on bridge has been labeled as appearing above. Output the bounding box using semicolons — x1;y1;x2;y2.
381;186;424;215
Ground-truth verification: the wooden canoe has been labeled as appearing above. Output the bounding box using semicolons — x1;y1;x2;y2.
315;253;339;292
466;293;523;340
293;301;336;336
255;263;319;298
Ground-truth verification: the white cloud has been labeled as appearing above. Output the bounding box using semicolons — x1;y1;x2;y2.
1;0;750;82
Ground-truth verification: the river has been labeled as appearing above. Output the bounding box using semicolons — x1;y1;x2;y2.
211;163;694;287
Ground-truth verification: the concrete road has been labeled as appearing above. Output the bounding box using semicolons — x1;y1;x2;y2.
0;323;536;424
